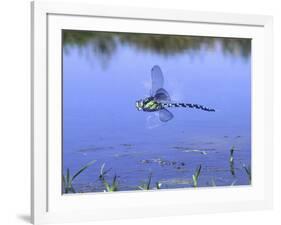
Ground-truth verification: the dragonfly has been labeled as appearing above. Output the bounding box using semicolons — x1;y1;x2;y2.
135;65;215;122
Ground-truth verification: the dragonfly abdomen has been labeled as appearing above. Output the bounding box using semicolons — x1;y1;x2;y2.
161;103;215;112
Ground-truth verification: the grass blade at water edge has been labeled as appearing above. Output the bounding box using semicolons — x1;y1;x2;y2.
72;159;97;181
192;165;201;187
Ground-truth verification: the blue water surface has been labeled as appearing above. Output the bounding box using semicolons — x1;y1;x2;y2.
63;36;251;193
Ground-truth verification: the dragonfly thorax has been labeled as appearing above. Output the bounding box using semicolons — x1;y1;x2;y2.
136;97;162;112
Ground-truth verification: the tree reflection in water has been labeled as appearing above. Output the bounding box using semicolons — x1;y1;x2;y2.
63;30;251;64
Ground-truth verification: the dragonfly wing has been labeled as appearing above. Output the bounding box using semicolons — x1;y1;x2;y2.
151;65;164;96
146;112;164;129
159;108;174;122
154;88;171;102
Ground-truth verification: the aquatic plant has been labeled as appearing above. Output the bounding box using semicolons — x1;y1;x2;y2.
98;163;118;192
138;173;152;190
183;149;208;155
99;163;112;180
62;160;96;193
138;173;163;190
210;178;216;187
102;175;119;192
230;162;236;177
192;165;202;187
229;145;235;163
229;145;236;176
229;145;236;177
155;181;162;190
243;164;251;184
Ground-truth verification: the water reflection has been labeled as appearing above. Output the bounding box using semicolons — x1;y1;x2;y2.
63;30;251;62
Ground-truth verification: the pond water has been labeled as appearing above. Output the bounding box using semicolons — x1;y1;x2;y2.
63;31;251;193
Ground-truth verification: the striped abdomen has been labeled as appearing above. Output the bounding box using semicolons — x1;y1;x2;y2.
161;103;215;112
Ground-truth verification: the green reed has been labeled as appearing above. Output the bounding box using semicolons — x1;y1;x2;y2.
62;160;96;193
138;173;163;190
229;145;235;163
138;173;152;190
99;163;112;180
192;165;202;187
98;163;118;192
229;145;236;176
102;175;119;192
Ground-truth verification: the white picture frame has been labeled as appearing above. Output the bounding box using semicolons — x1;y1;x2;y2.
31;1;274;224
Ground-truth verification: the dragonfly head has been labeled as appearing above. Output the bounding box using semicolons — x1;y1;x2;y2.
136;99;144;111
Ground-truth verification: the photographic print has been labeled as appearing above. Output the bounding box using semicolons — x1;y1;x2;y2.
62;30;251;194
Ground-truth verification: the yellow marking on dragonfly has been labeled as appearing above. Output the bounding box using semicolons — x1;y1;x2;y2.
146;101;156;108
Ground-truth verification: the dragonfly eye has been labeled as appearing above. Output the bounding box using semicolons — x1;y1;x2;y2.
136;100;143;111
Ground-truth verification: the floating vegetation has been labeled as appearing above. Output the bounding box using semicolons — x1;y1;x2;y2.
79;146;113;153
173;146;215;155
62;160;96;193
62;159;252;193
204;142;215;145
192;165;202;187
120;143;133;147
183;149;208;155
140;158;186;169
141;159;159;164
173;146;192;150
62;146;251;193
